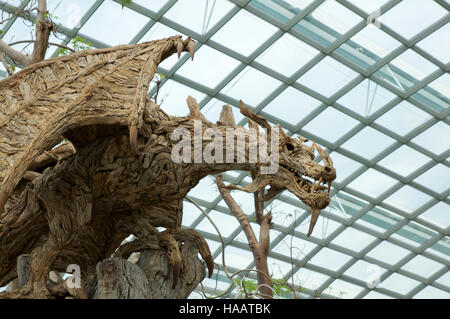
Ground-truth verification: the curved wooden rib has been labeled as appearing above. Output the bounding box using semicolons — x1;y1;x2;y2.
0;35;194;211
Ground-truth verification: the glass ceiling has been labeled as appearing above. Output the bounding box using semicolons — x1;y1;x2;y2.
0;0;449;299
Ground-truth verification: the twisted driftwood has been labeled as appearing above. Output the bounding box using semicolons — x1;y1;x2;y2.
0;36;336;298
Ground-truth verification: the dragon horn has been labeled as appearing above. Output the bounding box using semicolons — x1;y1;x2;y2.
239;100;271;134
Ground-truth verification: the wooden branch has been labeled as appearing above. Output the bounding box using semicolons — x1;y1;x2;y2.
254;189;264;225
31;0;52;64
0;39;31;66
0;52;12;76
9;40;75;53
215;175;259;252
259;212;272;255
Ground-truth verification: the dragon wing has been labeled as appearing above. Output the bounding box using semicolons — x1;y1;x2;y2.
0;35;195;211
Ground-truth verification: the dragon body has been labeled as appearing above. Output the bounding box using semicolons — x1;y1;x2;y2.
0;36;335;298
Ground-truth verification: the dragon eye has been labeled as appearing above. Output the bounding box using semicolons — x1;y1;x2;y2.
286;143;294;151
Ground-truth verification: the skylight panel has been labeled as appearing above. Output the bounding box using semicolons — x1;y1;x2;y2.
165;0;235;35
248;0;314;25
435;271;450;287
221;66;282;106
272;235;318;260
383;185;433;214
390;221;436;248
363;291;394;299
326;279;364;298
401;255;445;280
326;191;368;220
177;45;240;89
327;151;363;183
412;286;450;299
211;10;277;57
256;33;319;77
344;259;388;283
345;0;390;13
295;0;363;47
47;0;96;29
340;126;396;161
307;247;352;272
374;100;432;137
332;227;377;253
187;176;219;200
215;245;254;269
417;22;450;65
2;18;34;55
337;79;396;117
78;0;150;46
157;80;207;117
374;49;439;92
267;257;294;278
346;168;398;199
413;163;449;195
261;86;322;125
366;241;410;266
132;0;170;12
417;202;450;230
378;273;421;295
294;268;330;292
297;56;359;98
411;121;450;156
411;73;450;114
217;187;255;213
302;106;360;143
140;22;186;42
196;210;241;238
356;206;403;235
425;238;450;263
377;145;431;177
336;25;401;70
378;0;448;40
182;200;205;227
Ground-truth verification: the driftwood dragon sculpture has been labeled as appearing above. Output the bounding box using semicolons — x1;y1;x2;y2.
0;36;336;298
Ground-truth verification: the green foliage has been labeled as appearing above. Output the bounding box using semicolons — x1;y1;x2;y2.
55;36;94;57
234;278;293;298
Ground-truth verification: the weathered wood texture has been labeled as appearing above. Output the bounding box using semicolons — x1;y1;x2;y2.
92;241;205;299
0;36;336;299
0;36;194;209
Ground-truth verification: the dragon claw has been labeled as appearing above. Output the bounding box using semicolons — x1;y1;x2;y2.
204;254;214;278
187;38;195;61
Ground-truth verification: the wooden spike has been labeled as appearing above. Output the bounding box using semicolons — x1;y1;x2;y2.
276;123;287;137
219;105;236;127
187;38;195;61
186;96;204;120
248;119;258;131
239;100;271;133
176;40;183;59
129;125;138;154
307;208;321;237
0;191;8;212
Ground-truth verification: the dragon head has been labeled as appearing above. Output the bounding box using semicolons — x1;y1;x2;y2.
226;101;336;237
274;128;336;236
